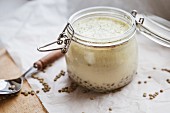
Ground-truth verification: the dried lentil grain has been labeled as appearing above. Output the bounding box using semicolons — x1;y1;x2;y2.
21;91;25;94
155;92;159;95
148;76;151;79
143;93;147;97
31;90;34;95
36;90;40;94
109;108;112;111
149;94;153;97
153;67;156;70
160;90;163;93
138;81;141;84
149;96;153;100
24;92;28;96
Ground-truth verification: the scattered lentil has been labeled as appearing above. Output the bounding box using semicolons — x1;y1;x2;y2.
36;90;40;94
109;108;112;111
8;85;15;90
31;74;37;78
149;94;153;97
39;79;44;83
155;92;159;95
153;94;157;97
31;73;51;93
148;76;151;79
58;82;78;93
24;92;28;96
31;90;35;95
21;91;25;94
166;79;170;84
138;81;141;84
143;93;147;97
160;90;163;93
149;96;154;100
153;67;156;70
54;70;66;82
144;81;147;84
60;70;65;76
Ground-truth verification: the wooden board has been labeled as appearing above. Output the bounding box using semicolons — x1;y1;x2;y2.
0;49;47;113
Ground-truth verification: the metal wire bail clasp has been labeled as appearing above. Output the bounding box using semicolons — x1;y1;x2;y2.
37;23;74;53
131;10;144;25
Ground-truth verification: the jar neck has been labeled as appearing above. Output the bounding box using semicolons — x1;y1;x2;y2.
68;6;136;47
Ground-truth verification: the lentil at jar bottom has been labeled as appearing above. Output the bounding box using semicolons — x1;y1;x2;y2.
65;7;138;92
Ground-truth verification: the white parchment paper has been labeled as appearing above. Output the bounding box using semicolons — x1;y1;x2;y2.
0;0;170;113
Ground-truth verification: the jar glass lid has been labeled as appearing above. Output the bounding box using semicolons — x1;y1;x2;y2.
131;10;170;48
37;7;170;53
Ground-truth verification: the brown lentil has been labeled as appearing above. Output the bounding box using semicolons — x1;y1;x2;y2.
60;70;65;76
36;90;40;94
149;94;153;97
24;92;28;96
138;81;141;84
149;96;154;100
8;85;15;90
144;81;147;84
21;91;25;94
31;74;51;93
54;70;66;82
166;79;170;83
31;90;35;95
143;93;147;97
160;90;163;93
58;82;78;93
153;94;157;97
155;92;159;95
39;79;44;83
148;76;151;79
109;108;112;111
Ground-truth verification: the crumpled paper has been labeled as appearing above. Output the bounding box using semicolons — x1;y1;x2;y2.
0;0;170;113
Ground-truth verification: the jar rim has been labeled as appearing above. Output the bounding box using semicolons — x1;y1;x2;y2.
68;6;136;47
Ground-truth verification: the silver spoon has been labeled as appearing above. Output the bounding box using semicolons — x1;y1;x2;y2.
0;50;63;95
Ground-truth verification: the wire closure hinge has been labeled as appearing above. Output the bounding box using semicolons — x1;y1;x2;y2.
131;10;144;25
37;23;74;53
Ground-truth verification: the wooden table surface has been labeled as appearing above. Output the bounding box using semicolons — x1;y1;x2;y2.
0;49;47;113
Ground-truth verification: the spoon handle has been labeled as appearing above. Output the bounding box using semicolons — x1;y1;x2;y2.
33;51;64;70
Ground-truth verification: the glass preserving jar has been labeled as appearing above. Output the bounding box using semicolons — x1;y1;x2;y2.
65;7;137;92
38;7;170;92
